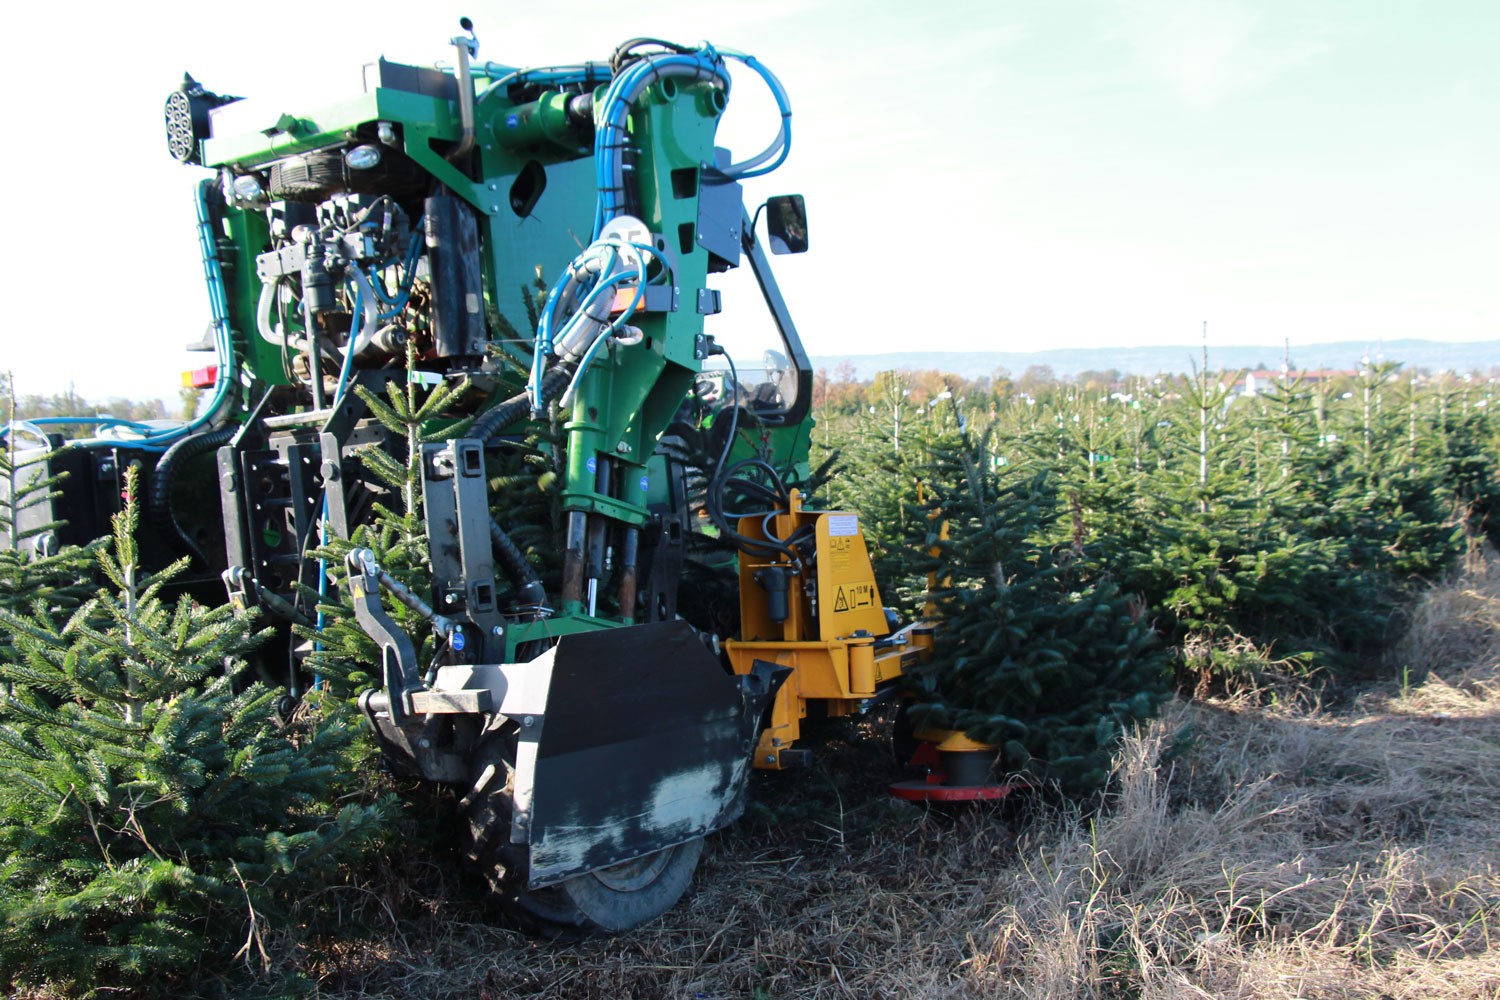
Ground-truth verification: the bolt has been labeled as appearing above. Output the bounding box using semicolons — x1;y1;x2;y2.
523;716;535;727
491;625;505;637
764;754;776;764
418;738;431;748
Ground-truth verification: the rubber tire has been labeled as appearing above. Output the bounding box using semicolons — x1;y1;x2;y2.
458;721;704;935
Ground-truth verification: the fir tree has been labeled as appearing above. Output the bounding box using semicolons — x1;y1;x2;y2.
0;467;392;994
908;430;1169;794
306;355;471;695
825;373;965;616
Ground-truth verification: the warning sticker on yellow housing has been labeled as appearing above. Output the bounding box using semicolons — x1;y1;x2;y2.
832;581;877;613
827;515;858;537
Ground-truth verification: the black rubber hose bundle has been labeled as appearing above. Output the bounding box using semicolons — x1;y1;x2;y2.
467;367;572;443
488;518;546;607
149;426;235;566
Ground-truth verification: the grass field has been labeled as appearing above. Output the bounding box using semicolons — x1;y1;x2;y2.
253;564;1500;999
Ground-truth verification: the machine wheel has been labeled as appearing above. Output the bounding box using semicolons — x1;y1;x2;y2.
458;720;704;934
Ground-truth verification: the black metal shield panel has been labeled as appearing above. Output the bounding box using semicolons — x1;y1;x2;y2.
523;620;753;887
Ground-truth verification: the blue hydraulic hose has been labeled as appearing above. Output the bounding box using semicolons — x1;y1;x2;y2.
332;282;362;406
588;46;791;231
175;179;237;434
527;43;792;413
528;237;671;407
592;49;728;235
371;230;424;319
704;51;792;180
66;179;237;451
477;63;609;100
27;416;160;431
314;272;369;680
566;278;646;382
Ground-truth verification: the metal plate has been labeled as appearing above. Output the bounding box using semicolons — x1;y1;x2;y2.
522;620;753;887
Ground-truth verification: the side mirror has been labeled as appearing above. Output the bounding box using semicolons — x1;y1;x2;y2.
764;194;808;255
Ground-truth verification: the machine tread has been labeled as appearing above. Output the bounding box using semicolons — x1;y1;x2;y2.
458;719;702;936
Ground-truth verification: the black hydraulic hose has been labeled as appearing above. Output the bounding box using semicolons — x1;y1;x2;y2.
610;37;696;73
489;517;546;607
149;426;235;567
468;367;572;443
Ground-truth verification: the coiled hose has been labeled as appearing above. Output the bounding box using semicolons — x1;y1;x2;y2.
149;426;235;567
467;367;573;442
489;518;546;607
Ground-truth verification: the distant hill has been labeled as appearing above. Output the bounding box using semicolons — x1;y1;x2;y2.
809;340;1500;381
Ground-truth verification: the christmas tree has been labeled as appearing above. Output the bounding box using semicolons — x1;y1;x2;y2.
907;429;1170;794
0;468;392;993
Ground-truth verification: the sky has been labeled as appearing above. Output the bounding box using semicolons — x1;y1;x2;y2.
1;0;1495;399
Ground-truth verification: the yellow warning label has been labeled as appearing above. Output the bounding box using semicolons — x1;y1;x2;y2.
828;535;854;571
833;582;877;614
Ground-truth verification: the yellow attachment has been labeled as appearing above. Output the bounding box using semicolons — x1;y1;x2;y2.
727;626;936;768
923;504;950;621
725;489;941;768
813;513;888;640
734;489;887;644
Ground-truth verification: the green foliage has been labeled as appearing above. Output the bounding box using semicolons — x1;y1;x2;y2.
906;433;1170;794
824;372;966;616
310;359;474;696
0;468;393;994
815;360;1498;782
354;340;472;532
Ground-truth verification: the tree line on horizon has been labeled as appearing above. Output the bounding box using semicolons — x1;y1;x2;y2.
810;358;1500;414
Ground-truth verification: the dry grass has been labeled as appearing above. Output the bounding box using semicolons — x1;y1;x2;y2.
256;568;1500;999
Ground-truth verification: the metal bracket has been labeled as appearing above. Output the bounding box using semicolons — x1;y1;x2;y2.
344;548;423;726
408;688;493;714
222;565;256;612
421;438;506;659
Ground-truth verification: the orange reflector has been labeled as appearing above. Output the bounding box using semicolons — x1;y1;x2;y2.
610;287;645;315
182;366;218;389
